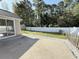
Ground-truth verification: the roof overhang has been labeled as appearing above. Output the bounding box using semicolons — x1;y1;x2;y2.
0;15;22;21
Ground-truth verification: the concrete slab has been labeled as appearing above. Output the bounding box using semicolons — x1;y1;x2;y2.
20;34;76;59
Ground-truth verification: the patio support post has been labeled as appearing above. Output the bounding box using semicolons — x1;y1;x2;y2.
5;19;8;36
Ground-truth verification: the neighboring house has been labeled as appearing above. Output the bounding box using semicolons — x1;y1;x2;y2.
0;9;22;39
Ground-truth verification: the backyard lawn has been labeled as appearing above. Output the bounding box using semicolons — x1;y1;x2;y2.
22;30;66;39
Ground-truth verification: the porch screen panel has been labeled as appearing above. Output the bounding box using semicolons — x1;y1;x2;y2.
7;20;14;36
0;19;14;39
0;19;7;38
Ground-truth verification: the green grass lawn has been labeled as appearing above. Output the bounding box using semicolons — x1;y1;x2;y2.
22;30;66;39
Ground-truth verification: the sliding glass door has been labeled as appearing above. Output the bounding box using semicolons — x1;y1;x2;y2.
0;19;14;39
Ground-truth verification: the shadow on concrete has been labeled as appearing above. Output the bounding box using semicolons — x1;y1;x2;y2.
0;35;39;59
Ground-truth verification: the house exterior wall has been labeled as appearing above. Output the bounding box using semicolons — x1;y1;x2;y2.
0;10;22;39
14;20;21;35
0;20;21;40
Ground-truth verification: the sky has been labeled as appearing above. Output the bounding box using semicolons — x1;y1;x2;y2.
0;0;63;12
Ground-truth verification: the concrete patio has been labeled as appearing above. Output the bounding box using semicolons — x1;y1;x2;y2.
0;34;78;59
20;34;77;59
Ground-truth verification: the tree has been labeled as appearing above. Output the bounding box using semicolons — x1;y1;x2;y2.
13;0;79;27
57;0;75;27
13;0;34;26
73;14;79;27
73;4;79;15
58;1;65;15
64;0;73;7
33;0;45;26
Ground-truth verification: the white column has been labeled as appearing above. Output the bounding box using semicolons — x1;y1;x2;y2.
13;20;16;35
15;20;21;35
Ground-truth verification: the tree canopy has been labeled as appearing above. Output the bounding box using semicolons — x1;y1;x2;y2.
13;0;79;27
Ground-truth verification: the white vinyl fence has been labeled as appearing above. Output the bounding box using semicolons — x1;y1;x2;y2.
26;27;79;49
26;27;79;34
